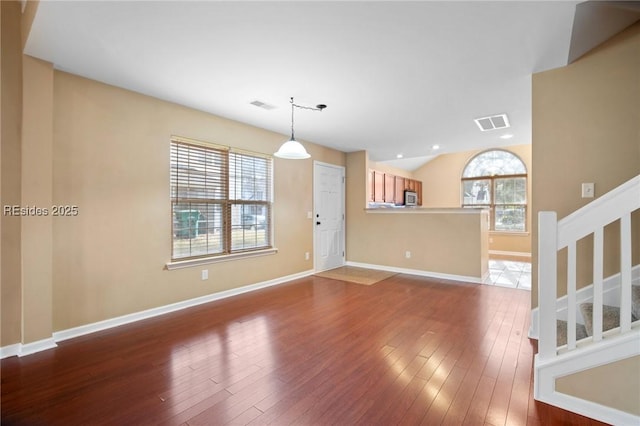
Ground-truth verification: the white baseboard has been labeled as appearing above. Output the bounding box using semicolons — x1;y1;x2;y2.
0;338;58;359
0;343;21;359
19;338;58;356
489;250;531;259
346;261;483;284
1;269;314;359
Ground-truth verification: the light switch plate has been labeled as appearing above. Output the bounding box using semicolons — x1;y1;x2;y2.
581;183;594;198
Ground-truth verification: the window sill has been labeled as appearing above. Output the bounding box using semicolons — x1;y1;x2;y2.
166;247;278;270
489;231;530;236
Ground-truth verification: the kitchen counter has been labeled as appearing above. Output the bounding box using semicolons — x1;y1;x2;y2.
365;207;487;214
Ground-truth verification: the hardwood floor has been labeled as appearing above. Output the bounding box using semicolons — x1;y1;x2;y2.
1;274;608;425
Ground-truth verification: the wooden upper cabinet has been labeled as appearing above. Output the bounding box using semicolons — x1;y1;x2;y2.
369;169;422;206
394;177;405;205
415;180;423;206
368;170;374;202
373;170;385;202
384;174;395;203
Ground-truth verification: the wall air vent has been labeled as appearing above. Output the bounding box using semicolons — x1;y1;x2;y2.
474;113;510;131
250;100;277;110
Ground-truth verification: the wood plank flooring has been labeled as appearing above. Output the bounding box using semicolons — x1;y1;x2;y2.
1;274;608;425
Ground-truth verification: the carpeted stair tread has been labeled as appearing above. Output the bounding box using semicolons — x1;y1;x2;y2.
556;319;588;346
579;303;629;336
555;285;639;347
580;302;640;336
632;285;640;320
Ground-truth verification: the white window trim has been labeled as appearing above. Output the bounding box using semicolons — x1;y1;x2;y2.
170;135;274;261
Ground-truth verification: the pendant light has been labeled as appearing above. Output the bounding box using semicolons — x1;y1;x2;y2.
274;97;326;159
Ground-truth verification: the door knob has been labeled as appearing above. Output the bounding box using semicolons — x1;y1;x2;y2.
316;221;321;225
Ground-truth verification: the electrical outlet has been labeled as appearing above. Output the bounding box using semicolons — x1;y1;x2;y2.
201;269;208;280
405;251;411;259
305;252;310;260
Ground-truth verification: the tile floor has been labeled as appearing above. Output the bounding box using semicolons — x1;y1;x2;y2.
486;259;532;290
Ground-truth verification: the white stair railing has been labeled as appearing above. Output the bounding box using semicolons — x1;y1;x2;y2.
538;175;640;361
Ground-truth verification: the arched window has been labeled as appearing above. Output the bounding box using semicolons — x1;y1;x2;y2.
461;150;527;232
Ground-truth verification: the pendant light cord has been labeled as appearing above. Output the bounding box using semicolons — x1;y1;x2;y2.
289;96;327;140
290;97;295;140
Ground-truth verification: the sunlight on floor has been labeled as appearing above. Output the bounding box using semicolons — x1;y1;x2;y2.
485;260;531;290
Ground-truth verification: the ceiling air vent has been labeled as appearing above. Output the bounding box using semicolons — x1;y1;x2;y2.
474;113;510;131
250;100;277;110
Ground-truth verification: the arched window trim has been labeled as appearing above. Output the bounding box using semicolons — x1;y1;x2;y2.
461;149;528;232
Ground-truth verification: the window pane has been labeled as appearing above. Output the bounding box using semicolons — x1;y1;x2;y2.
229;153;271;202
462;179;491;205
462;150;526;177
495;205;526;231
230;203;270;251
495;177;526;204
172;202;224;258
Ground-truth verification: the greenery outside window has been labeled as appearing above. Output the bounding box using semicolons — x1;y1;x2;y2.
461;149;527;232
170;137;272;260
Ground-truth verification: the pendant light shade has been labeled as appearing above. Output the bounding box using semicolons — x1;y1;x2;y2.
274;137;311;159
274;97;324;160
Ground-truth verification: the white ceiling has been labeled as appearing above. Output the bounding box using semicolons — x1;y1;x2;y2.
22;1;633;170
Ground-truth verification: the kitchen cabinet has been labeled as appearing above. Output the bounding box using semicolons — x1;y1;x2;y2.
369;169;422;206
384;174;395;204
415;180;422;205
394;177;405;205
372;170;385;202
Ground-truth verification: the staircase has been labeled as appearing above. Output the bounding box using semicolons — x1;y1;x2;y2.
535;175;640;425
557;296;640;346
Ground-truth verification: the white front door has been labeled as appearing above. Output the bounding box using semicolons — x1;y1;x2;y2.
314;162;345;272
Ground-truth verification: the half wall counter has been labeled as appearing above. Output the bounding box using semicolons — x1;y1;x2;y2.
347;207;490;283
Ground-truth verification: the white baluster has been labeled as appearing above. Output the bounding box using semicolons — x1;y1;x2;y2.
593;227;603;342
567;242;577;350
620;213;632;333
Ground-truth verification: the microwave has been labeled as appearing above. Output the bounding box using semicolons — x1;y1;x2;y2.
404;190;418;206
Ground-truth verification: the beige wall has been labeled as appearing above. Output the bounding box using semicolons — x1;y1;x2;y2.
3;0;345;343
346;151;488;280
22;55;54;342
49;71;344;331
4;41;345;342
556;355;640;416
1;0;23;346
413;144;532;255
532;22;640;411
532;22;640;307
368;160;416;179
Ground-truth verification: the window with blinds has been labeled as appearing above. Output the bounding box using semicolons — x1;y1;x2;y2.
170;137;272;260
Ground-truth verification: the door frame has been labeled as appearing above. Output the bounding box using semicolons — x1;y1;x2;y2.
313;161;346;272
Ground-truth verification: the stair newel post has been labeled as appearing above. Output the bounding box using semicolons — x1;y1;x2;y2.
538;211;558;359
620;213;632;333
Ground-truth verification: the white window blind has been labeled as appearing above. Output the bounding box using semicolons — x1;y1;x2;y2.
170;138;272;260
